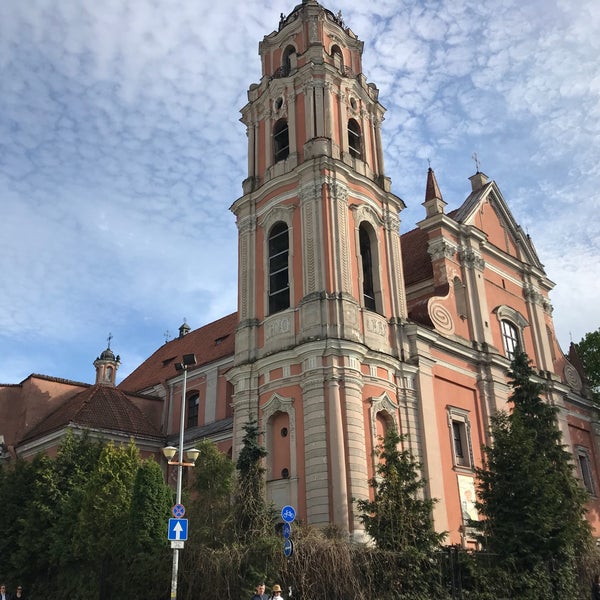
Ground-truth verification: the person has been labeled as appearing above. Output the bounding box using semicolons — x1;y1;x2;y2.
270;584;283;599
13;586;25;600
0;584;8;600
592;575;600;600
251;582;268;600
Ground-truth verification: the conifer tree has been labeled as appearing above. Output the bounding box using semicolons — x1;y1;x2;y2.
232;419;273;539
475;350;592;597
356;425;445;555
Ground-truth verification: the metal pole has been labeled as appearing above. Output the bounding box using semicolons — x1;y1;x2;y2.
170;364;189;600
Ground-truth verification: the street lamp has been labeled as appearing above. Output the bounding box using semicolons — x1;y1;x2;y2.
163;352;197;600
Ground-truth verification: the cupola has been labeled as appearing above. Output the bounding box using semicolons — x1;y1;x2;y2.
93;334;120;386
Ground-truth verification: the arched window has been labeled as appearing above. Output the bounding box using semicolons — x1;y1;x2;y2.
331;44;344;71
187;393;199;429
282;45;296;76
273;119;289;163
494;305;528;360
348;118;362;158
501;320;520;360
105;366;113;382
359;223;376;311
268;222;290;314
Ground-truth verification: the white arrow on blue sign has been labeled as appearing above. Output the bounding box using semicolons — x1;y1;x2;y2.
281;505;296;523
168;518;188;541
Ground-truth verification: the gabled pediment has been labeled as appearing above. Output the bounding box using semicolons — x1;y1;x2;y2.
452;177;543;269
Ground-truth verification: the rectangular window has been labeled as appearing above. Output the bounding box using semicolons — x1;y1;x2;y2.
577;447;595;495
187;393;199;429
448;407;473;470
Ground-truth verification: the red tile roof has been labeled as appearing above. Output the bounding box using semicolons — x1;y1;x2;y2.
119;312;237;393
19;384;163;444
401;227;432;286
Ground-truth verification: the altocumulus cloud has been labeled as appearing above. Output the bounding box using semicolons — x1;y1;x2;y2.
0;0;598;383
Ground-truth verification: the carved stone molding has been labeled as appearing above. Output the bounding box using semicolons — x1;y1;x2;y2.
458;246;485;270
428;238;457;262
259;204;295;231
428;301;455;335
564;362;583;392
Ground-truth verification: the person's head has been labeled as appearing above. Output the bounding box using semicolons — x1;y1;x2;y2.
0;585;6;595
256;583;266;594
16;586;23;596
272;584;282;596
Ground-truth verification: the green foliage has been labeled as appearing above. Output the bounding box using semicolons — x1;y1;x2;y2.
0;432;173;600
475;350;593;597
187;439;235;546
129;456;172;550
576;328;600;398
232;420;275;541
356;425;445;557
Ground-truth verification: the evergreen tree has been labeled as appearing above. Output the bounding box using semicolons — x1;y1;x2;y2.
188;439;235;545
576;328;600;400
232;419;273;539
475;350;592;597
356;425;445;555
127;457;172;599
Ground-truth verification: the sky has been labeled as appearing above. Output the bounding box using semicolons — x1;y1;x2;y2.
1;0;599;385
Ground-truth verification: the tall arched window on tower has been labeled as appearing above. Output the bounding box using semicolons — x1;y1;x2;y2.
273;119;289;163
268;222;290;314
359;222;379;312
282;45;295;76
331;44;344;72
348;118;362;159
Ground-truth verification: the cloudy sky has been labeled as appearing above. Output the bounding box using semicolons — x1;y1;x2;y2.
1;0;598;385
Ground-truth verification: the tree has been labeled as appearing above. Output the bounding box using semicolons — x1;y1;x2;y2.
576;328;600;398
188;439;235;545
475;350;592;598
127;457;172;598
232;419;274;539
356;425;445;555
356;426;445;597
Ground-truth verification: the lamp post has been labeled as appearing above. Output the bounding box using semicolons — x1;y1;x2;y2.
162;353;198;600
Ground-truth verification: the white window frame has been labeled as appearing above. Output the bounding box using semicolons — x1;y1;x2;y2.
447;407;473;470
494;305;529;359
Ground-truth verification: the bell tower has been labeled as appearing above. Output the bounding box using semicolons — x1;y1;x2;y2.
230;0;409;537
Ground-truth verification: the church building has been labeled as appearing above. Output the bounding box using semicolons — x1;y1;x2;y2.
1;0;599;547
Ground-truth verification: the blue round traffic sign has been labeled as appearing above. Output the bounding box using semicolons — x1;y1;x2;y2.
172;503;185;518
282;522;292;538
281;505;296;523
284;538;294;557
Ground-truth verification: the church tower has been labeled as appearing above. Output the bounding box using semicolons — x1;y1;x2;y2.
229;0;410;537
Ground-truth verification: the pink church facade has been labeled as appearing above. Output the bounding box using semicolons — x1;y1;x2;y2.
2;0;599;547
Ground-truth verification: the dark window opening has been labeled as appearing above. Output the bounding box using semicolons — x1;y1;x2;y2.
281;427;288;437
359;224;376;311
273;119;289;163
578;451;595;495
281;468;290;479
348;118;362;158
269;222;290;314
187;393;199;429
282;45;295;76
